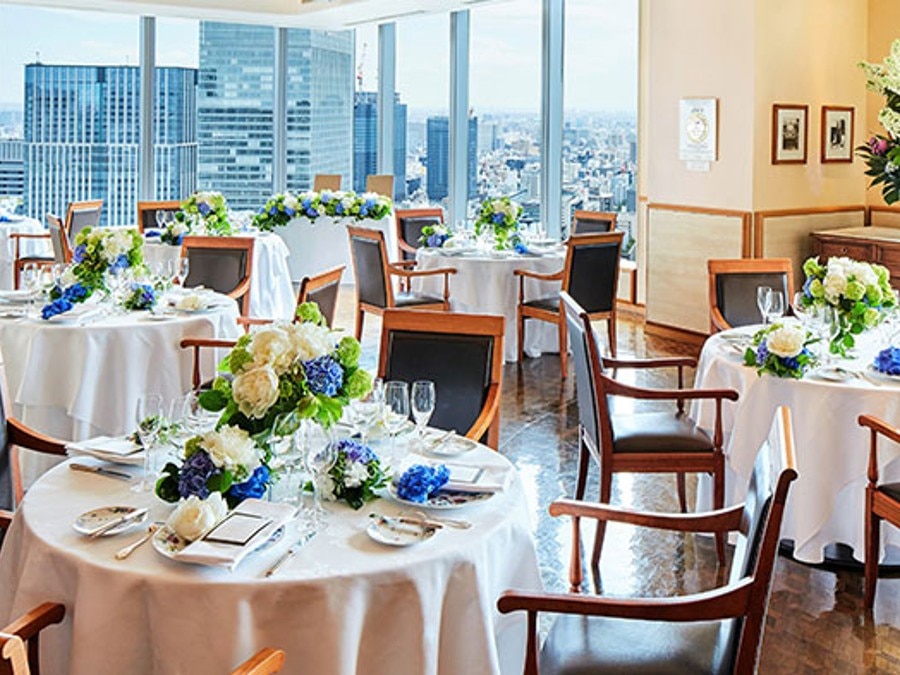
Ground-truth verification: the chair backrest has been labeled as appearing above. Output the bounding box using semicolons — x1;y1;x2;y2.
347;226;392;310
180;236;254;314
561;292;604;453
394;208;444;261
708;258;794;333
65;200;102;244
0;603;66;675
0;384;11;512
572;210;617;235
297;265;344;328
137;200;182;234
562;232;624;315
365;174;394;198
312;174;342;192
231;648;286;675
46;215;71;264
378;310;504;447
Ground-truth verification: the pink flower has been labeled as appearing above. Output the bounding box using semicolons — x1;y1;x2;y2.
869;137;890;155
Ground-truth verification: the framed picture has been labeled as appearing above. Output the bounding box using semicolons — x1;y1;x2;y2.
821;105;854;163
772;104;808;164
679;97;718;162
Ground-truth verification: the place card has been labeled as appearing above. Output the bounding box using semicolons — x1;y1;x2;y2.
202;512;271;546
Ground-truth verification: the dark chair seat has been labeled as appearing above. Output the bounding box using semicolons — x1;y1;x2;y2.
879;482;900;502
522;296;559;313
540;614;733;675
395;292;445;307
612;412;714;453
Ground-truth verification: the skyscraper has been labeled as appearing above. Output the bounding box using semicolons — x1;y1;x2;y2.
353;91;407;200
0;140;23;200
23;64;197;226
426;115;477;203
198;23;354;210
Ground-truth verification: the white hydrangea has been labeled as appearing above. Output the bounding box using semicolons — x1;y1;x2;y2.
248;325;296;374
852;261;878;287
232;366;280;419
285;322;336;362
283;195;299;212
766;323;806;358
103;228;135;260
199;425;260;472
343;461;370;489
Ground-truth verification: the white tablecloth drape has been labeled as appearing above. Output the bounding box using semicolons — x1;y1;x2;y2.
692;326;900;563
415;248;565;362
0;216;50;290
144;233;296;320
0;446;541;675
0;299;241;488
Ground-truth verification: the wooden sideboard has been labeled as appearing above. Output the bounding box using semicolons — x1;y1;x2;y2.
811;226;900;286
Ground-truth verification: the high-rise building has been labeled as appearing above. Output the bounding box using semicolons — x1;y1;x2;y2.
353;91;407;200
23;64;197;226
198;23;354;210
426;115;477;203
0;140;24;199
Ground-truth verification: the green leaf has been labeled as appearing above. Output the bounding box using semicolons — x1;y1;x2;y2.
207;469;234;494
198;388;227;412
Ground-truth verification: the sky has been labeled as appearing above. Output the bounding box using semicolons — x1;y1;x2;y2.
0;0;637;113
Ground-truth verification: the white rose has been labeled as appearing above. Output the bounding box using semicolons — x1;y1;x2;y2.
284;196;299;212
166;493;227;542
176;293;207;311
171;221;189;237
340;197;356;212
852;261;877;287
232;366;280;419
823;270;847;303
766;323;806;358
248;326;296;374
104;229;133;259
200;425;260;472
343;461;369;489
286;322;335;361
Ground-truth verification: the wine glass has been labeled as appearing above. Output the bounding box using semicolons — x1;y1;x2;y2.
155;210;167;230
173;257;190;287
814;305;841;366
132;394;164;492
21;262;40;312
411;380;436;444
383;381;410;461
765;290;785;324
305;432;337;530
756;286;772;324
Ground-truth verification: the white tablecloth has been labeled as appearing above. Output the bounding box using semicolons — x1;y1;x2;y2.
0;216;50;290
415;248;565;363
278;215;397;283
0;298;241;488
144;233;296;320
692;326;900;563
0;446;541;675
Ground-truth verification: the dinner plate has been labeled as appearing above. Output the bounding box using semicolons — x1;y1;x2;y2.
813;366;857;382
73;506;148;536
0;290;39;304
387;481;493;510
366;516;437;547
151;524;285;563
423;433;478;457
867;365;900;384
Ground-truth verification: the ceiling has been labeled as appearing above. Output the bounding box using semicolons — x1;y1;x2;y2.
0;0;504;29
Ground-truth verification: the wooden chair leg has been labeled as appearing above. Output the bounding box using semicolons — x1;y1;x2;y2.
865;488;880;609
575;434;590;500
355;308;365;341
607;314;617;357
558;315;568;379
676;473;688;513
591;469;612;568
517;311;525;362
713;464;726;566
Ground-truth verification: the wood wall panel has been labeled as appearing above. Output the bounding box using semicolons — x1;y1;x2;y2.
869;206;900;228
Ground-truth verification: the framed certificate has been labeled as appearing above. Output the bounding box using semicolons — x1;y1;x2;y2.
679;98;718;162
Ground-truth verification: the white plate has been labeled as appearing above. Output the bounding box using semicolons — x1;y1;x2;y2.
867;365;900;384
813;366;856;382
387;481;493;510
73;506;148;536
151;524;285;564
424;433;478;457
366;516;437;547
0;290;38;304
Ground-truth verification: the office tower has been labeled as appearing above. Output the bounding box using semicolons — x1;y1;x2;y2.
0;140;24;200
198;23;354;210
426;115;477;203
23;64;197;226
353;91;407;200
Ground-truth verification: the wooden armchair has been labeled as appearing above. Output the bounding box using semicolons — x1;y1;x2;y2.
180;236;254;317
136;200;182;234
708;258;794;333
312;174;342;191
231;648;285;675
378;309;504;449
12;215;70;290
0;603;66;675
498;406;798;675
365;174;394;198
239;265;344;331
394;208;444;262
346;225;455;340
571;209;617;235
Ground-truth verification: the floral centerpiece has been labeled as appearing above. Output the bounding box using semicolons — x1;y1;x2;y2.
315;439;388;510
743;322;817;379
474;196;523;250
254;190;393;229
418;223;450;248
159;218;189;246
252;192;300;232
176;191;232;236
798;256;896;355
122;283;157;311
41;226;144;319
858;39;900;203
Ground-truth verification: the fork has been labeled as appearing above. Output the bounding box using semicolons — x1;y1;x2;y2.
115;523;160;560
409;510;472;530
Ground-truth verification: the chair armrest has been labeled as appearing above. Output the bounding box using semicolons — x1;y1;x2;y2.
601;355;698;370
0;509;12;531
549;499;744;533
0;634;28;674
513;268;564;282
8;419;67;456
232;648;286;675
465;382;500;448
2;602;66;642
180;338;238;350
398;240;419;256
859;414;900;444
603;377;739;403
497;578;753;622
392;259;419;268
388;265;457;279
228;277;252;301
709;308;731;333
9;234;50;241
237;316;274;328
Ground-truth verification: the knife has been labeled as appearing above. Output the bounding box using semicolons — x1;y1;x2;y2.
88;507;150;539
264;530;318;578
427;429;456;452
70;463;133;481
370;513;444;530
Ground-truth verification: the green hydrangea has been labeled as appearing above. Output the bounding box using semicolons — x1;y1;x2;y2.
296;301;324;326
336;336;361;368
803;257;824;278
344;368;373;399
866;284;884;305
809;278;825;299
845;280;866;301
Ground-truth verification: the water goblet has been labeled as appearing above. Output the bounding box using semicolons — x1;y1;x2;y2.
174;257;190;287
21;262;40;312
155;210;167;230
765;290;785;324
305;431;337;530
411;380;436;445
756;286;772;324
132;394;164;492
383;381;410;461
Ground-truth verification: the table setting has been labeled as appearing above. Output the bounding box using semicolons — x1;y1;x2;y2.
0;300;540;674
0;208;48;291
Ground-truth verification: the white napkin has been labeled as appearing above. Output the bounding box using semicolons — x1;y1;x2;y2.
0;289;39;304
174;499;296;570
66;436;144;466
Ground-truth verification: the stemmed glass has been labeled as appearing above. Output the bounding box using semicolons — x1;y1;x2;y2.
21;262;40;313
132;394;164;492
411;380;436;445
155;210;167;230
304;429;337;530
765;290;785;324
756;286;772;324
171;257;190;287
383;381;410;461
814;305;841;366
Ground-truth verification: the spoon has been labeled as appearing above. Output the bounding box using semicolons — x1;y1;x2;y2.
409;510;472;530
115;523;160;560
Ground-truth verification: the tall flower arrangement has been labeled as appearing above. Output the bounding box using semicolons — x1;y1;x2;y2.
798;256;896;355
176;191;233;236
252;190;393;230
474;196;523;250
858;39;900;203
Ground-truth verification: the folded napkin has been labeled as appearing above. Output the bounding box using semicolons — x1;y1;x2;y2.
67;435;144;466
175;499;296;569
0;289;39;305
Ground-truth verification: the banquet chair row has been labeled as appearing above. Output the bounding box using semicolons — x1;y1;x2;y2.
708;257;794;333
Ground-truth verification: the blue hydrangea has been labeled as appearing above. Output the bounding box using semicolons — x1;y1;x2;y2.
321;193;332;204
284;206;296;217
227;465;271;503
198;202;212;216
395;464;450;503
41;297;73;320
73;244;87;263
755;341;769;366
177;450;217;499
802;276;814;299
335;202;345;215
514;241;529;254
124;283;156;310
304;355;344;396
64;283;88;302
875;346;900;375
781;347;811;371
335;438;376;465
492;213;505;225
269;205;278;216
110;254;129;271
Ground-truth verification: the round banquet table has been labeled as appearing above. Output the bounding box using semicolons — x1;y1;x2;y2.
415;247;566;363
0;447;541;675
0;296;241;489
691;325;900;564
144;232;296;320
0;215;50;290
